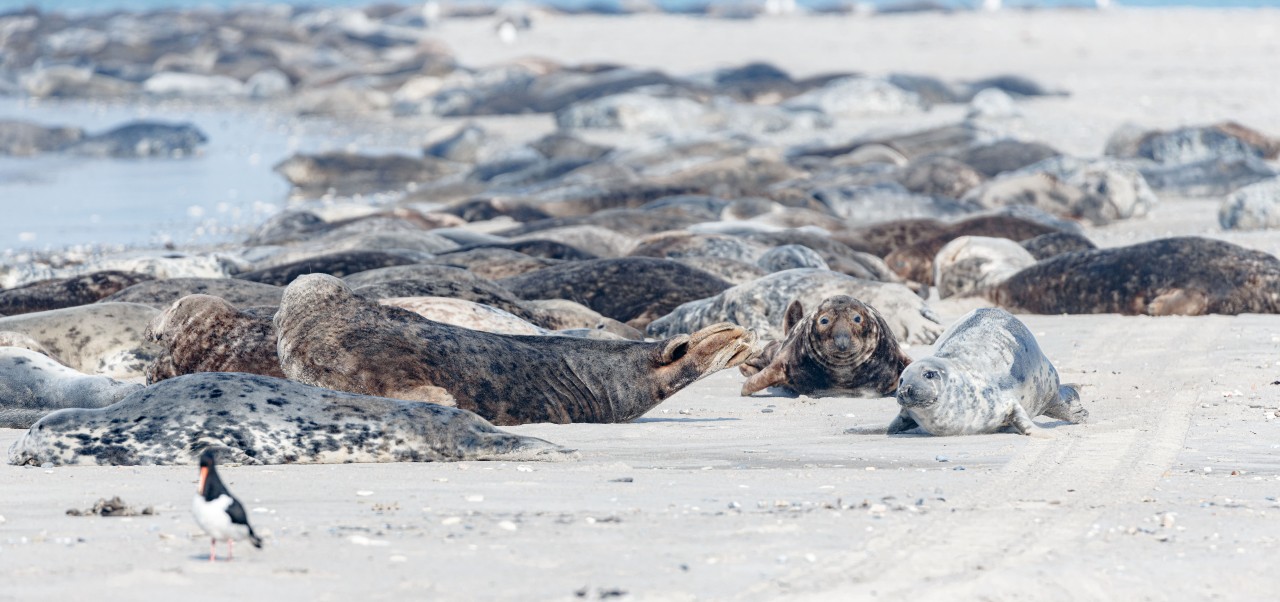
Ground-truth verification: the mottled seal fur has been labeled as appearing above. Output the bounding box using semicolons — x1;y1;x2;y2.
0;348;142;428
646;269;943;345
889;308;1087;436
884;214;1062;283
0;303;160;381
145;295;284;384
833;218;947;257
756;245;829;272
499;258;732;328
426;248;561;280
933;236;1038;298
519;299;645;340
102;277;285;309
274;275;755;425
1018;231;1097;261
0;271;153;315
237;251;420;286
988;237;1280;316
379;297;547;336
740;296;911;398
9;372;574;466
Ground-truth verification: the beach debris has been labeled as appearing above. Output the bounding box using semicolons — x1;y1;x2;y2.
65;496;154;517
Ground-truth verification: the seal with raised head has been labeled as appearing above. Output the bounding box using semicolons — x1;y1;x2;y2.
9;372;574;466
889;308;1087;436
145;295;285;384
740;296;911;397
274;274;756;425
0;347;142;428
988;236;1280;315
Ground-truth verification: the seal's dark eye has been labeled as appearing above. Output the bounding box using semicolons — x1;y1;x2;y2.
924;370;938;380
818;316;830;325
853;315;862;324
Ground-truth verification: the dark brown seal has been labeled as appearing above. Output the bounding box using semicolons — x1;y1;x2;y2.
832;218;948;257
498;258;731;328
884;214;1062;283
739;296;911;397
102;278;285;309
0;271;153;315
1018;231;1097;261
145;295;284;384
988;236;1280;316
274;275;756;426
236;251;420;286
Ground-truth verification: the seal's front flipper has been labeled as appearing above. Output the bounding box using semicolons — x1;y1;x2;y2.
886;410;919;435
1007;404;1039;436
740;361;785;397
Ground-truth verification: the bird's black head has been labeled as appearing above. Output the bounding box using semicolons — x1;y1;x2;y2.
199;448;218;469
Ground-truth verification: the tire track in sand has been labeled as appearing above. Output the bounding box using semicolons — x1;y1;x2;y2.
749;314;1221;600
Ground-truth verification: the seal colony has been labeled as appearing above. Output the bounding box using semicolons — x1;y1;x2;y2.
3;3;1280;475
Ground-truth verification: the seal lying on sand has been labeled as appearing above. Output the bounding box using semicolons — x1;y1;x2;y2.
740;296;910;397
499;258;732;328
988;236;1280;315
889;308;1087;436
0;347;141;428
647;269;943;344
145;295;284;383
274;275;756;425
0;303;160;381
102;277;285;309
9;372;574;466
0;271;152;315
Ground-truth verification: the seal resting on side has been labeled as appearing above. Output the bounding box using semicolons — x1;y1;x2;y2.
889;308;1087;436
274;274;757;425
8;372;574;467
145;295;284;384
988;237;1280;315
739;296;911;398
0;347;141;428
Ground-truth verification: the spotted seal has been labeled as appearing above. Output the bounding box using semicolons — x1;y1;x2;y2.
102;277;285;309
274;274;755;425
0;347;142;428
740;296;910;397
1018;231;1096;260
933;236;1037;298
145;295;284;384
499;258;732;328
0;271;153;315
236;251;420;286
8;372;574;466
646;269;943;345
988;237;1280;315
0;303;160;381
889;307;1087;436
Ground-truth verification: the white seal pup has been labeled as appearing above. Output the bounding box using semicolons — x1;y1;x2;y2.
9;372;576;466
889;308;1087;436
0;347;142;428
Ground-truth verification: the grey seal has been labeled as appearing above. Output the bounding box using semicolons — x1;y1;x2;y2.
889;308;1087;436
0;347;142;428
9;372;574;466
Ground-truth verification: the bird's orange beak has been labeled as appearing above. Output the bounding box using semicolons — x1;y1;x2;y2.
198;466;208;493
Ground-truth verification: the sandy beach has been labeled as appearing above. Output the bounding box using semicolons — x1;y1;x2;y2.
3;7;1280;601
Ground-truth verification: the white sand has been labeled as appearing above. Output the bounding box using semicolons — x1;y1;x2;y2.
4;9;1280;601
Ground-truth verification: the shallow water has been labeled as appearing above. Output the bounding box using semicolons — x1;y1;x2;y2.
0;99;423;254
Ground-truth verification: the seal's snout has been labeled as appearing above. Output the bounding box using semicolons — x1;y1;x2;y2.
833;331;852;352
898;383;912;398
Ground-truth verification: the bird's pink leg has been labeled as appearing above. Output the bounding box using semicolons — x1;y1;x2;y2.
228;538;234;561
209;539;216;562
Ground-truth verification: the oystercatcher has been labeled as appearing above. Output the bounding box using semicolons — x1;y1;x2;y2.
192;449;262;561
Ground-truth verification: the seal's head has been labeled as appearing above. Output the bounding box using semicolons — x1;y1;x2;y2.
895;357;951;408
146;294;233;344
800;295;882;367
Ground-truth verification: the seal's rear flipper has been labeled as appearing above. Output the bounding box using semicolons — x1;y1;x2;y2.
1044;383;1088;424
